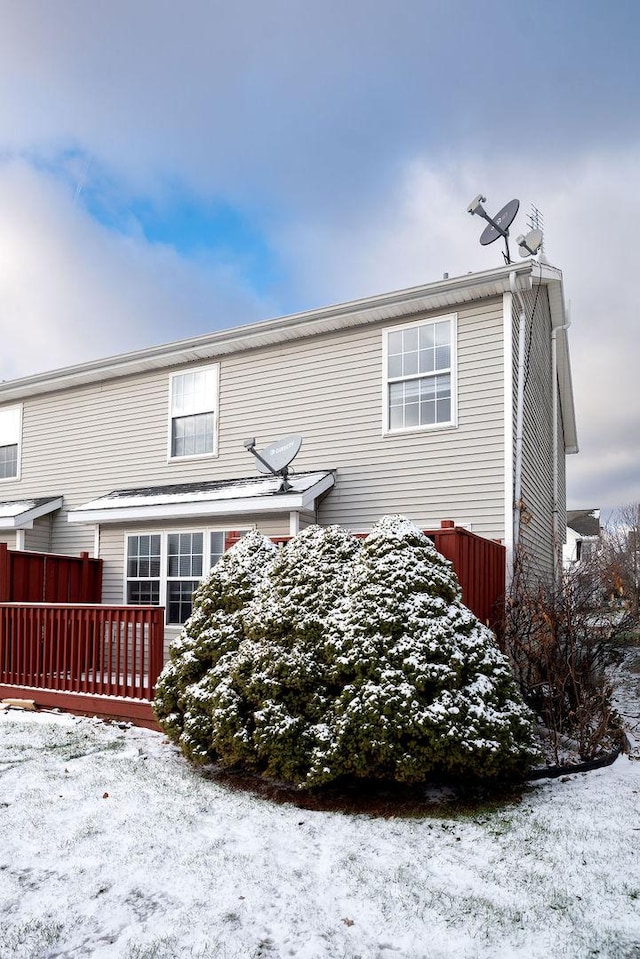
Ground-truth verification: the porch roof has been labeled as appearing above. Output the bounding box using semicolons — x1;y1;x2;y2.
68;471;336;524
0;496;64;530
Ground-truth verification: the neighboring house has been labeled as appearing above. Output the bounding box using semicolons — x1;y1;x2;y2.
563;509;601;568
0;259;577;651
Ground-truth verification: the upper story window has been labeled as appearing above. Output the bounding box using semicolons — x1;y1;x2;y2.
169;365;218;460
384;316;456;433
0;405;21;480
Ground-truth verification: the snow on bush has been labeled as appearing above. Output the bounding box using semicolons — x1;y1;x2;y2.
306;515;540;785
153;530;277;756
230;524;362;781
155;517;539;787
176;524;361;779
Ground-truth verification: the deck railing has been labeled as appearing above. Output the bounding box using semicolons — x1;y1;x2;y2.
0;603;165;701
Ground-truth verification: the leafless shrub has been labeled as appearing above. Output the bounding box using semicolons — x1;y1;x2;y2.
501;548;629;764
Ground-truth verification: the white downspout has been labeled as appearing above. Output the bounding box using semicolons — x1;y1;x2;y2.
552;302;571;579
510;272;527;552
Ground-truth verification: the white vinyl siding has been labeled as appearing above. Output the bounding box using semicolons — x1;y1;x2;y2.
0;405;21;481
3;296;507;601
384;315;456;433
168;365;218;460
513;288;555;579
24;515;53;553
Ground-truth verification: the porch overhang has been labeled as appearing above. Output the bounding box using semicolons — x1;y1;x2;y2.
68;471;335;524
0;496;64;530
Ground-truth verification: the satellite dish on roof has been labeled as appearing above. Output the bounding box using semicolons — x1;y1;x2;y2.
242;435;303;492
516;228;544;257
467;194;520;264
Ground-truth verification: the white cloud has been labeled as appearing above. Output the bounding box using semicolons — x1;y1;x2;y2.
0;161;271;380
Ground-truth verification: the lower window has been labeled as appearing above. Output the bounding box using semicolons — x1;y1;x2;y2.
125;529;245;625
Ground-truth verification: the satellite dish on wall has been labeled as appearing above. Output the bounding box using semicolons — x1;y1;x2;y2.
242;435;303;492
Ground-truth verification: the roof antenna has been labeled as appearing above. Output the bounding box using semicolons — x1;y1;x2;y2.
467;194;520;264
242;435;303;493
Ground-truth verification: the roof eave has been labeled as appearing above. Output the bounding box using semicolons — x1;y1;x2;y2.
0;262;538;403
0;496;64;530
68;474;335;525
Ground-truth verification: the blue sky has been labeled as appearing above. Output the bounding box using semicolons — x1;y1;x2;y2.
0;0;638;511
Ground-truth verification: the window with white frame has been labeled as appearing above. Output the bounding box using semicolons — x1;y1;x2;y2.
0;405;21;480
384;316;455;432
125;529;245;625
169;366;218;459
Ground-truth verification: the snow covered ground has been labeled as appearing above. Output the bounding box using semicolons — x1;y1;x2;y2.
1;655;640;959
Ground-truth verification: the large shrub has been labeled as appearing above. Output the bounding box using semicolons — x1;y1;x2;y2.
180;524;361;778
155;517;539;787
153;530;277;754
305;516;540;785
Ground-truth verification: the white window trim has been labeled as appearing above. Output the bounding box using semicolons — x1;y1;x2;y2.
167;363;220;463
0;403;23;483
381;314;458;436
123;526;251;626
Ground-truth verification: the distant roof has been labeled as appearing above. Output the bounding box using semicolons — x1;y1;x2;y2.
567;509;601;538
0;496;63;530
69;472;335;524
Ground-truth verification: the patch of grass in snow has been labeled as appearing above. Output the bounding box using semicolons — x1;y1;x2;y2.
1;917;64;957
123;936;263;959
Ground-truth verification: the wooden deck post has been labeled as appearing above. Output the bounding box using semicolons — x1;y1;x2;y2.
0;543;10;602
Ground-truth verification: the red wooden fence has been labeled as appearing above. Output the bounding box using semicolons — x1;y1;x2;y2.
0;603;165;724
0;543;103;604
426;522;505;627
271;522;505;627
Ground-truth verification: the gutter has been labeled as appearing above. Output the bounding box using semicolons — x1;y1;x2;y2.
509;272;529;552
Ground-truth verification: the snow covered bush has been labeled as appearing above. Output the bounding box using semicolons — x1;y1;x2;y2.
155;516;539;788
305;516;540;785
153;530;277;754
184;525;360;779
229;524;362;781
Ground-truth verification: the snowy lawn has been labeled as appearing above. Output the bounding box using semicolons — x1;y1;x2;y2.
1;707;640;959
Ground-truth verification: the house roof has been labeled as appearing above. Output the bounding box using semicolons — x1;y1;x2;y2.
567;509;601;538
68;471;335;524
0;259;577;453
0;496;63;530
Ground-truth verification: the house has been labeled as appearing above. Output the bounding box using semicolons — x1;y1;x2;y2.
563;509;601;567
0;259;577;655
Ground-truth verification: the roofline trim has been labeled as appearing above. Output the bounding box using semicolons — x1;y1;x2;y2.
0;261;548;403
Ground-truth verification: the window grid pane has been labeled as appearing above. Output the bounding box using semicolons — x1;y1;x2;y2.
167;580;199;625
210;531;225;569
127;535;161;578
127;581;160;606
0;444;18;479
171;413;214;457
171;369;215;416
387;321;452;430
167;532;203;578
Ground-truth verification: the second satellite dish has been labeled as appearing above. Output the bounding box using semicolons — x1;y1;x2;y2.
254;435;302;475
242;434;303;492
